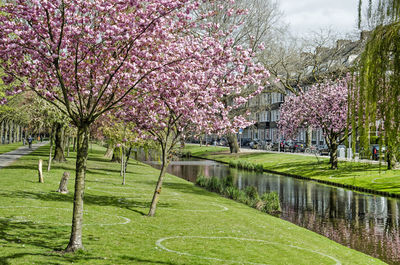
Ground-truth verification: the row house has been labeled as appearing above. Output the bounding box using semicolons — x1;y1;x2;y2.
241;31;370;146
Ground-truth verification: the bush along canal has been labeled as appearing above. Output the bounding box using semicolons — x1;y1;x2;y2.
144;156;400;265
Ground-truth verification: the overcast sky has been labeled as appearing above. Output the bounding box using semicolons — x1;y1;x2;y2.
279;0;359;37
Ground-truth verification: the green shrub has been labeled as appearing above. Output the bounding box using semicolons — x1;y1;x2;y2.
229;160;239;168
237;190;250;204
261;192;281;214
207;176;223;193
255;164;264;172
196;175;208;187
244;186;259;201
225;186;241;200
223;175;234;187
196;175;281;216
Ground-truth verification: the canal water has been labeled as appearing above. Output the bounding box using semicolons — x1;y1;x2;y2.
145;157;400;264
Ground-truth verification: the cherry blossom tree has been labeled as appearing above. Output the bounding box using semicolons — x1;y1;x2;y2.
119;30;269;216
0;0;225;252
279;78;350;169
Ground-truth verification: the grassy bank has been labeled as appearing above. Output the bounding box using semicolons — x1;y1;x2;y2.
184;145;400;197
0;144;384;264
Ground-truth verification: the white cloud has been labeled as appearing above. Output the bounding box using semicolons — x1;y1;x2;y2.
279;0;358;36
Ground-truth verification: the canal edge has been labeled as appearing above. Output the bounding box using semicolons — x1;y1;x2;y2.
190;155;400;199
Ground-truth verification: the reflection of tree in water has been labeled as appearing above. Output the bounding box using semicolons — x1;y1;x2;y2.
282;199;400;265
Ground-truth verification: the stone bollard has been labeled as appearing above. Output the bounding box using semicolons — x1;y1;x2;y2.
57;172;70;194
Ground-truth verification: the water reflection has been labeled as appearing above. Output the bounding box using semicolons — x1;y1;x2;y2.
145;158;400;264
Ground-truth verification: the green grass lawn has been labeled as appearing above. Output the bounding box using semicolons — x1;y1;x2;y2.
0;144;385;264
0;142;26;155
184;145;400;196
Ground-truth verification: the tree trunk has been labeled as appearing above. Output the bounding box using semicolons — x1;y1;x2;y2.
47;130;54;172
0;120;4;144
66;137;70;157
148;145;169;217
227;133;240;153
5;120;9;144
120;146;124;177
57;172;70;194
53;123;66;162
104;142;113;158
14;123;18;143
121;146;127;185
111;147;122;163
329;137;338;170
10;120;14;143
306;126;312;148
387;150;398;170
65;123;89;252
144;149;148;161
38;159;44;183
124;146;132;173
72;137;76;152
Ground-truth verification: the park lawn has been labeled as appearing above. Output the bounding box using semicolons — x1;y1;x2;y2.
184;145;400;196
0;142;26;155
0;144;385;265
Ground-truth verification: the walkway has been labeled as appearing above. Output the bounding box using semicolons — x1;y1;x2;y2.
0;141;48;169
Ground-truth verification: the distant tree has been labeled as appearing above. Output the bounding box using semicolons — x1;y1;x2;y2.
199;0;284;153
279;78;350;169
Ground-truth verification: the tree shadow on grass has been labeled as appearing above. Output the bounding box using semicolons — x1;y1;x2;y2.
0;219;105;265
0;190;174;216
119;255;176;265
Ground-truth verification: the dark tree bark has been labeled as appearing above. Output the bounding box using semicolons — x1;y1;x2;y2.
387;150;398;170
227;133;240;153
57;172;70;194
124;146;132;173
327;136;339;170
53;123;66;162
47;127;54;171
65;124;89;252
5;120;9;144
111;146;122;163
10;120;14;143
148;144;169;217
66;136;70;157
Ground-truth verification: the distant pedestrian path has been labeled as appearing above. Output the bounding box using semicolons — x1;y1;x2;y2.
0;141;48;169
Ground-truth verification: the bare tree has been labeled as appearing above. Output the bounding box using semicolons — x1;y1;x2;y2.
198;0;287;153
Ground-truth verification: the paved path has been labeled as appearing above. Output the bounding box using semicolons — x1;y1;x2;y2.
0;141;48;169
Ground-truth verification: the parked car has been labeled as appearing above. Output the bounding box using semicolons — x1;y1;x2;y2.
318;145;330;156
249;139;263;149
241;138;252;147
